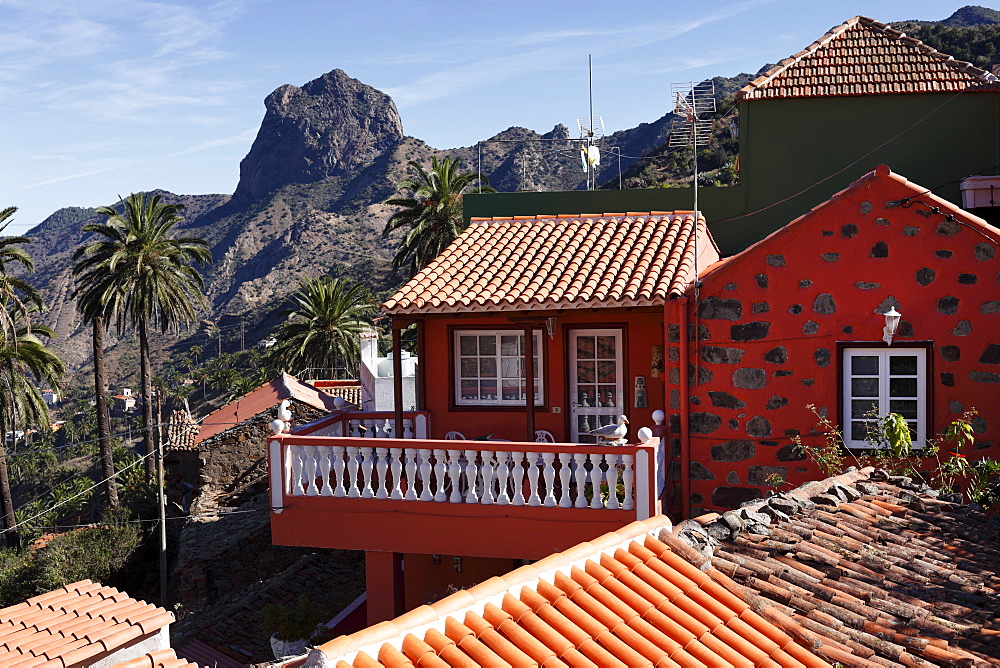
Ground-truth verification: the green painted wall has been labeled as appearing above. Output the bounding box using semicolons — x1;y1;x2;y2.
464;91;1000;255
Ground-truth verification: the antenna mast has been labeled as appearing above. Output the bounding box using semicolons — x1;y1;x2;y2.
577;55;605;190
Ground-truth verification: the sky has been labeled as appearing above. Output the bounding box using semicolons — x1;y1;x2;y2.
2;0;985;235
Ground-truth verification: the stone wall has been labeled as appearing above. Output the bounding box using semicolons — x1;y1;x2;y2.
665;167;999;513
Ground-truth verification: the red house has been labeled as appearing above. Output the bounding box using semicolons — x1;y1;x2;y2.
663;165;1000;515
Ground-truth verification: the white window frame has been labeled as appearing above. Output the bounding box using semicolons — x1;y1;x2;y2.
454;330;543;407
842;347;927;449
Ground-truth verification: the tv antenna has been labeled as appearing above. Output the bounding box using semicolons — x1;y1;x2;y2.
577;54;605;190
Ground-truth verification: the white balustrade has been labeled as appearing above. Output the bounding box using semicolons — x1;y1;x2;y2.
280;438;651;515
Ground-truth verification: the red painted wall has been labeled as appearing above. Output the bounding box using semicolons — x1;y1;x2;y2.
664;166;1000;513
403;553;517;610
417;310;666;442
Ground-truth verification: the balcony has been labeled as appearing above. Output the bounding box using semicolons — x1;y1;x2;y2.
268;411;659;560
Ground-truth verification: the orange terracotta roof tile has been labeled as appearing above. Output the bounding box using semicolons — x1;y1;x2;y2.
308;517;828;667
0;580;173;668
739;16;996;101
382;213;719;315
673;467;1000;666
109;648;200;668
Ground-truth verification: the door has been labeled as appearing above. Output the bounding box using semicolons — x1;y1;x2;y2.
569;329;624;443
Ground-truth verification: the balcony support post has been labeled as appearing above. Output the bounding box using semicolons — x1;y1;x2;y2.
524;325;535;442
392;320;404;440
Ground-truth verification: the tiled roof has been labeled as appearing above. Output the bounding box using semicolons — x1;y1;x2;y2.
310;516;828;667
738;16;996;100
110;649;198;668
674;468;1000;666
0;580;174;667
178;373;341;448
382;212;719;315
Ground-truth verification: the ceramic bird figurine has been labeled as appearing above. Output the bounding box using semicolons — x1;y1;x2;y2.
588;415;629;444
333;396;359;411
277;399;293;432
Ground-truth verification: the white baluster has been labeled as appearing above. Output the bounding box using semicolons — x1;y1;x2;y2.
403;449;418;501
607;455;620;510
303;448;318;496
527;452;541;507
360;447;375;498
511;452;526;506
346;446;361;498
419;449;433;501
375;447;389;499
363;418;375;439
464;449;480;503
480;451;495;505
332;445;347;497
390;448;404;500
290;444;304;496
495;452;511;505
404;419;414;438
622;453;635;511
541;452;557;507
589;453;605;509
573;453;589;508
432;449;447;502
318;445;333;496
447;450;462;503
372;420;384;439
558;452;573;508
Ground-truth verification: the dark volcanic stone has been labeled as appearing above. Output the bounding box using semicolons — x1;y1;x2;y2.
724;282;738;291
975;242;996;261
689;412;722;434
938;296;960;315
936;249;953;259
766;396;788;410
733;368;766;389
842;326;853;333
841;223;858;238
860;201;873;215
748;465;788;486
897;320;913;337
916;268;936;286
953;320;972;336
766;254;786;267
972;417;989;434
940;346;960;362
799;279;812;288
959;273;978;284
813;294;836;314
668;347;680;361
980;344;1000;364
942;373;955;386
699;297;742;320
752;302;770;314
875;217;889;226
802;378;815;386
789;304;803;315
708;391;746;409
971;371;1000;383
803;320;819;335
728;418;739;430
726;471;741;484
777;444;806;462
711;440;755;462
730;321;770;342
821;252;840;262
814;348;831;367
822;230;833;236
669;389;679;409
870;241;889;258
855;281;881;290
774;370;793;377
982;301;1000;314
690;395;701;405
903;225;919;236
712;486;762;509
746;416;772;437
690;365;713;384
764;346;788;364
936;220;961;236
755;273;769;289
701;346;745;364
689;461;716;481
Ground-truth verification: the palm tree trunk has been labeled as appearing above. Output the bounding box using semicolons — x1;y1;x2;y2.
0;411;19;549
93;317;118;509
138;318;156;478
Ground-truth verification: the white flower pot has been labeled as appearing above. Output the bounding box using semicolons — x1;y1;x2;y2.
270;634;308;660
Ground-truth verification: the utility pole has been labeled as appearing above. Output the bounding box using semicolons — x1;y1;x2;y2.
240;319;245;352
156;429;167;607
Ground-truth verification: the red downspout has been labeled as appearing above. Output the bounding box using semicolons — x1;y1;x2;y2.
678;296;691;520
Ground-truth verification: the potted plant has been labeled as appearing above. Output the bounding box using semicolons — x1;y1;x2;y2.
258;595;327;660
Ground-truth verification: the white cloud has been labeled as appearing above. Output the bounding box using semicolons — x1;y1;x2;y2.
167;128;258;157
19;166;121;191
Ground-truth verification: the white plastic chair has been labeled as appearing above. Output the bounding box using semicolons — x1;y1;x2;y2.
534;430;555;443
445;431;467;440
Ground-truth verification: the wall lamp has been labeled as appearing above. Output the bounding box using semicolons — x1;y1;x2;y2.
882;307;901;346
545;316;557;339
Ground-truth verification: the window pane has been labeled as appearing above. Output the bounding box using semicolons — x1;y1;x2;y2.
480;381;496;399
577;337;595;359
889;355;918;375
851;356;879;375
577;361;596;384
461;380;478;400
478;336;496;355
598;386;616;407
851;421;871;441
500;357;519;378
890;400;918;420
500;335;519;356
578;387;597;406
851;378;879;397
852;399;877;418
460;358;478;377
597;336;616;359
597;360;617;384
460;336;477;356
501;380;520;401
889;378;918;397
479;358;497;378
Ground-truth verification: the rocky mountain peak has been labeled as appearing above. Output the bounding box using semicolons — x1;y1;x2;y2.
232;69;404;204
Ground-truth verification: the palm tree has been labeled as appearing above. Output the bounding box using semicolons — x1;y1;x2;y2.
383;157;492;277
73;193;210;477
272;276;372;379
0;207;43;344
0;304;64;548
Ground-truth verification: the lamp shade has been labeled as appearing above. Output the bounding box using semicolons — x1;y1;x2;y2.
882;307;902;345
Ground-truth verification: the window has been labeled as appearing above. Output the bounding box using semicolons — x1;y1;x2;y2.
455;330;543;406
842;347;927;449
